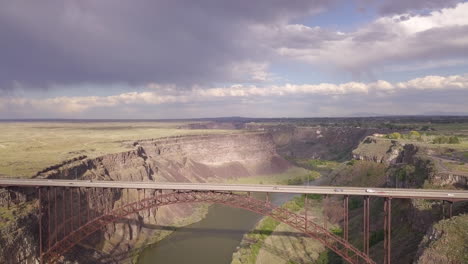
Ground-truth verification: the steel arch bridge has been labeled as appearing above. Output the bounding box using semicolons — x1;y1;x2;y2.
2;180;466;264
40;190;375;264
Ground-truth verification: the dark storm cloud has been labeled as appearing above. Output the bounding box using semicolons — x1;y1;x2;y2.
0;0;334;90
378;0;462;15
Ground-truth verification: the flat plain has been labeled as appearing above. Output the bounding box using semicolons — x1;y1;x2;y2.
0;121;236;178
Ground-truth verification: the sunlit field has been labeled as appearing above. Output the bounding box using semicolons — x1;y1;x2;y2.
0;121;237;178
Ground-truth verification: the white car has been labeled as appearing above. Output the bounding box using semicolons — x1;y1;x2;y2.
447;193;455;197
365;189;376;193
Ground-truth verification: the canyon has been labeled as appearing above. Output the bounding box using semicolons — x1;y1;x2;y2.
1;124;466;264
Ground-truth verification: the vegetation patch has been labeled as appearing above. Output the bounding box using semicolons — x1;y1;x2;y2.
0;201;35;229
416;214;468;264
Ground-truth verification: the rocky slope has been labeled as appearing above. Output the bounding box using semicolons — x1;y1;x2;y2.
414;214;468;264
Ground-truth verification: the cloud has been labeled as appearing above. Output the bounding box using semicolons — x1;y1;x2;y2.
0;0;334;90
1;73;467;117
2;0;468;96
268;2;468;74
377;0;462;15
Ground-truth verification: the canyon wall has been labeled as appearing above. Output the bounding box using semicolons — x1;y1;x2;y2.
270;126;380;161
0;132;291;263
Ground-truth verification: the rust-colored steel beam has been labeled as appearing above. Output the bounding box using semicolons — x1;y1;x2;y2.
38;187;43;263
106;188;111;214
363;196;370;256
305;194;308;231
343;195;349;242
368;197;370;255
47;187;51;251
62;188;65;240
86;188;90;223
70;188;73;233
127;188;130;206
449;201;453;218
323;194;328;230
384;197;392;264
78;188;81;226
442;200;445;219
54;188;57;245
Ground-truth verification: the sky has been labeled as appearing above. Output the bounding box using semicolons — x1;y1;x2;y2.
1;0;468;118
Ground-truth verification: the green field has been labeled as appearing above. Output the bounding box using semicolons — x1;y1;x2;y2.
0;122;236;178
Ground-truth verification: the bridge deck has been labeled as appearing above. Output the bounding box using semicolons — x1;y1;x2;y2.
1;178;467;200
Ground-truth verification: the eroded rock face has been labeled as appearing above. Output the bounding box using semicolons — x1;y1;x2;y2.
271;126;380;161
352;137;405;164
0;207;39;264
1;133;291;263
430;173;468;189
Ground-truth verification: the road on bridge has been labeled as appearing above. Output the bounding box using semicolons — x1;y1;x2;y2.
1;178;467;200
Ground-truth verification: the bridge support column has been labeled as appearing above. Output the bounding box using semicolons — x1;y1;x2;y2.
363;196;370;256
384;197;392;264
324;194;328;230
47;187;51;251
54;188;58;245
305;194;308;231
86;188;90;223
38;187;43;264
78;188;81;226
449;201;453;218
343;195;349;241
70;188;73;232
62;188;65;241
442;200;445;219
7;188;10;209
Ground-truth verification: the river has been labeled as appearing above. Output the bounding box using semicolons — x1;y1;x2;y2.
137;192;296;264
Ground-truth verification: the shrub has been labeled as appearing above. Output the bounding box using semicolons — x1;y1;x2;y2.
408;130;421;139
386;132;402;139
433;136;460;144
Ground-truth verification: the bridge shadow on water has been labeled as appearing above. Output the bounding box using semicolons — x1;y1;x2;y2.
140;222;309;237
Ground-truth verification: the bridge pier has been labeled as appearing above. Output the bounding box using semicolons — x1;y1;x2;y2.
37;187;43;264
47;187;51;251
449;201;453;218
363;196;370;256
343;195;349;242
304;194;308;231
384;197;392;264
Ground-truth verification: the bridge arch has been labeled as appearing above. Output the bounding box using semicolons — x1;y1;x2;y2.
43;190;375;264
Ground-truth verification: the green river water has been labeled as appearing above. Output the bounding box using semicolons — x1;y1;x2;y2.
137;193;295;264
